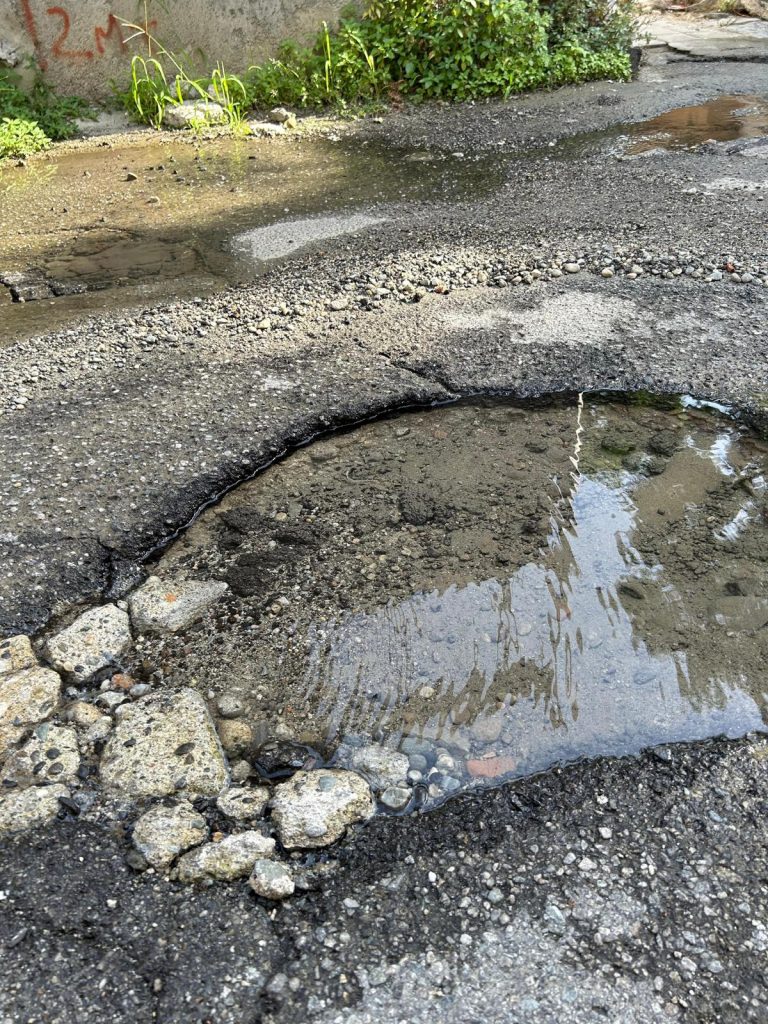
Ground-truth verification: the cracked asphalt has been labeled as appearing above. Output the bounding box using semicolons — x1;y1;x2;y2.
1;45;768;1024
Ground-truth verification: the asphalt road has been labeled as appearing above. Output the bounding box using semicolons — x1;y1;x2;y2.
1;48;767;1024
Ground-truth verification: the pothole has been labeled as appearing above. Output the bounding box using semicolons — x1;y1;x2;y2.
552;94;768;159
137;393;768;813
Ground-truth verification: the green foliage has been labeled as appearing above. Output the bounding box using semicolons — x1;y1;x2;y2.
0;67;93;142
117;36;249;130
0;116;50;159
245;0;634;110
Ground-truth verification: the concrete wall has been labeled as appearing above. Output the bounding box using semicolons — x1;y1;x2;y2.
2;1;353;100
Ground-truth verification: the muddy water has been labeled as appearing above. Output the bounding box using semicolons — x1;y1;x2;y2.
147;395;768;810
552;94;768;159
0;135;502;343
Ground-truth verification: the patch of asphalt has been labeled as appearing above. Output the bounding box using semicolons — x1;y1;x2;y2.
1;275;767;637
354;57;768;153
0;736;766;1024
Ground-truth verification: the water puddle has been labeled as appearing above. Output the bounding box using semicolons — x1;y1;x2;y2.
552;94;768;159
150;394;768;811
0;136;502;344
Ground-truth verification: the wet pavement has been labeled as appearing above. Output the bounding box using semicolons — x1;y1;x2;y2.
1;42;768;1024
146;395;768;811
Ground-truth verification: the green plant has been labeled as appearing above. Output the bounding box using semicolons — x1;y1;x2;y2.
0;67;93;141
0;116;50;159
117;19;250;132
244;0;634;111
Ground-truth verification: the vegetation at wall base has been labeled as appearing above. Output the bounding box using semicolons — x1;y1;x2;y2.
243;0;637;109
0;67;94;158
117;0;637;129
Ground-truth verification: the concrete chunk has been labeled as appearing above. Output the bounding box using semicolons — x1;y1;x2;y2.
100;688;229;798
271;769;375;849
129;576;228;635
46;605;132;682
176;831;276;882
0;666;61;758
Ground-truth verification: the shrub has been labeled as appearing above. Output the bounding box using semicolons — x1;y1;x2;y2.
0;68;93;141
245;0;633;110
0;116;51;159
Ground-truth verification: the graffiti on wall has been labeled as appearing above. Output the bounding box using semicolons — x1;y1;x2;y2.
21;1;157;67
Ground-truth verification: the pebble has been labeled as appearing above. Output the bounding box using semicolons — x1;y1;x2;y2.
346;743;409;790
0;784;69;836
249;859;295;900
216;784;270;820
0;635;36;676
379;786;411;811
563;263;581;274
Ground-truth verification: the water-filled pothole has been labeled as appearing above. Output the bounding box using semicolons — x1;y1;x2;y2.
553;94;768;159
145;394;768;811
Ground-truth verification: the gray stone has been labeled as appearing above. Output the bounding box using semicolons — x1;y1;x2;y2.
1;723;80;787
347;744;409;790
128;576;228;635
0;635;36;676
564;262;581;274
176;830;276;882
247;121;287;137
132;802;208;868
379;786;411;811
271;769;374;849
0;666;61;758
268;107;297;127
216;785;270;820
100;688;229;798
46;605;132;683
249;859;295;900
163;100;226;129
0;784;68;836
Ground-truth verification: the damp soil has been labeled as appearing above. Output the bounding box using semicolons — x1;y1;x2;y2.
130;394;768;812
0;135;503;344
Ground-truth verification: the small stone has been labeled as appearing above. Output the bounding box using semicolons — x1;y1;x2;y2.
100;688;228;798
0;636;37;676
216;785;270;820
272;769;374;849
0;784;69;836
0;666;61;757
125;171;138;181
216;718;252;757
601;267;614;278
269;107;295;125
128;576;228;635
132;802;208;868
176;830;275;882
563;263;581;274
379;786;411;811
346;744;409;790
46;605;132;683
249;859;295;900
579;857;598;872
329;298;349;312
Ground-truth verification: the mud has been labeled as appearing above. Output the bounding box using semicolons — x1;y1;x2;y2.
0;136;502;343
135;395;768;810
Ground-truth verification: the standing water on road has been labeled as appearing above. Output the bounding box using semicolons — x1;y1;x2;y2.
149;395;768;811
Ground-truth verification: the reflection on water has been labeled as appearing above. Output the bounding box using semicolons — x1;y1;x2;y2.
155;395;768;809
623;95;768;155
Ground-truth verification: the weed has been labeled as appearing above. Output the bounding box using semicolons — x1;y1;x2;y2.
0;117;50;159
0;66;94;143
244;0;634;110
